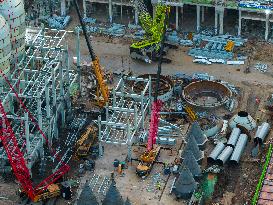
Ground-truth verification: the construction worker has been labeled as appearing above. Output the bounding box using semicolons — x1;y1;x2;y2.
256;117;260;124
118;164;123;175
156;182;161;190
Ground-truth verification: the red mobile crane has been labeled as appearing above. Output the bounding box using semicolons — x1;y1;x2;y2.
0;70;70;202
136;9;169;177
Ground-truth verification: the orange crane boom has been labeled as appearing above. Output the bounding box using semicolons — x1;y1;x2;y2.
73;0;109;107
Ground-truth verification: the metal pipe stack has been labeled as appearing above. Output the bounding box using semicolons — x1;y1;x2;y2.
254;122;271;144
207;142;225;163
230;134;248;164
216;146;233;166
227;127;241;148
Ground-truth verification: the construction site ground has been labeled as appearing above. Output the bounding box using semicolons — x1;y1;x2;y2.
32;34;273;205
61;16;273;204
3;7;273;205
66;33;273;204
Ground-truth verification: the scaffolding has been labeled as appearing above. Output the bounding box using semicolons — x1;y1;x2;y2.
0;27;78;176
98;76;152;160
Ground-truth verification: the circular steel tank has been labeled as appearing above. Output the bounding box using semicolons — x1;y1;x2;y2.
182;80;232;109
0;14;11;77
0;0;26;65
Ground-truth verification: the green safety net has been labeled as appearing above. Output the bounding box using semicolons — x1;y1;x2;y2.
201;173;218;200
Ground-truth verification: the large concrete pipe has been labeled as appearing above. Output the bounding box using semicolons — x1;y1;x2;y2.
230;134;248;164
207;142;225;163
254;122;271;144
227;127;241;148
216;146;233;166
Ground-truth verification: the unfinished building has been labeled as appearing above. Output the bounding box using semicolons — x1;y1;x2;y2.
0;1;78;177
82;0;273;40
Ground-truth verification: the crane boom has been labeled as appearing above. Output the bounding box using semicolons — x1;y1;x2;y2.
130;1;170;63
131;3;170;50
136;10;169;176
0;70;69;202
73;0;109;107
0;100;35;199
146;7;169;151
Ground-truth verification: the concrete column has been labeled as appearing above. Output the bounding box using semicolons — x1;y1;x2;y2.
37;93;43;144
24;112;32;176
148;75;152;114
134;105;138;130
201;6;205;22
219;10;224;35
176;6;179;30
76;29;81;92
141;92;144;129
98;115;103;157
59;63;65;127
180;6;184;30
65;45;70;84
105;103;110;135
215;10;218;35
109;0;113;23
83;0;87;18
121;4;123;23
24;113;30;159
61;0;66;16
135;6;139;25
113;89;116;107
153;6;156;19
196;5;201;32
238;10;242;36
127;144;132;162
265;13;270;41
127;124;131;162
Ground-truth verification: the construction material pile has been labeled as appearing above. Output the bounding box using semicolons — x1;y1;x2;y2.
189;34;247;65
167;31;193;46
75;18;144;38
254;63;268;73
47;15;71;29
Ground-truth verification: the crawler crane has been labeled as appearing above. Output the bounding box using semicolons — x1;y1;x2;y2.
130;1;171;63
136;8;169;177
73;0;109;107
0;71;69;202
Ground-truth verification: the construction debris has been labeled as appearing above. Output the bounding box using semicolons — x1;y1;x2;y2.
254;63;268;73
47;15;71;29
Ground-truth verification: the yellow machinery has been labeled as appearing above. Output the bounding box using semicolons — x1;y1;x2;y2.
74;0;109;107
224;40;235;52
33;184;61;202
136;146;161;177
92;57;109;107
19;184;61;202
185;105;197;121
130;3;171;63
76;125;97;158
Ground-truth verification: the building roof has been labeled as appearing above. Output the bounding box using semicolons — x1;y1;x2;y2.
183;134;203;161
188;121;207;147
174;165;197;198
102;180;124;205
78;182;99;205
182;150;202;177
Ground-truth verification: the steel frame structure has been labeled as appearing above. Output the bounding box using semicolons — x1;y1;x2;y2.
0;27;78;176
98;76;152;160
